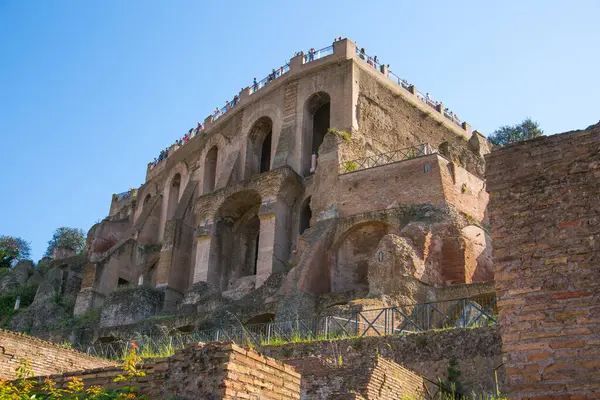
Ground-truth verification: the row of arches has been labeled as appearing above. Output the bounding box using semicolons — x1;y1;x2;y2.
199;91;331;198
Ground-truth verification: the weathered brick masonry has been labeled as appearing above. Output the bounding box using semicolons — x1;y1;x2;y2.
285;355;424;399
486;124;600;398
37;342;302;400
0;329;114;379
260;326;504;395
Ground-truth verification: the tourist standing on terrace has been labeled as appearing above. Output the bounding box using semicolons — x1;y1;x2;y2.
197;121;203;132
359;48;366;60
253;78;258;91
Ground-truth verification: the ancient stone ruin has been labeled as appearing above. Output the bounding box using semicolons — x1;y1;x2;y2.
1;38;598;399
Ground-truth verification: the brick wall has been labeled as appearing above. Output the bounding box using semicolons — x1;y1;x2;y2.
486;125;600;398
0;329;114;379
34;342;301;400
260;326;504;395
286;355;424;399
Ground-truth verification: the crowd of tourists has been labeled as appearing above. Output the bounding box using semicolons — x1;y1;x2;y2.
148;122;205;168
148;39;464;169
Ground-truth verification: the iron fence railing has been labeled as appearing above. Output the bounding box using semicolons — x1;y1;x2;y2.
115;189;136;201
443;109;462;128
250;63;290;95
355;47;466;127
304;45;334;64
339;143;437;174
82;296;497;360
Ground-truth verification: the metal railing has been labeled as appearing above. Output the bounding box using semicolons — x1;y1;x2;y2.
387;70;411;91
355;47;465;128
443;109;462;128
339;144;437;174
304;45;334;64
82;296;497;360
250;63;290;95
115;189;136;201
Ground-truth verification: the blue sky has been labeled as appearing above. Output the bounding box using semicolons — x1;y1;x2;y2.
1;0;599;261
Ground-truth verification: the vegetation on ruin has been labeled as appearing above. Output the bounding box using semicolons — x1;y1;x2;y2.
487;117;543;146
0;341;147;399
44;227;86;257
0;283;39;329
327;127;352;143
343;160;359;172
0;235;31;270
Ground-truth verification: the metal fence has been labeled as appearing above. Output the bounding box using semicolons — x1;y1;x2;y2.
115;190;136;201
339;143;437;174
355;47;466;128
249;63;290;95
304;45;334;64
82;296;497;360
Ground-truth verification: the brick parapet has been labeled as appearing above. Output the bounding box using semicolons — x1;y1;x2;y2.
0;329;115;380
486;125;600;398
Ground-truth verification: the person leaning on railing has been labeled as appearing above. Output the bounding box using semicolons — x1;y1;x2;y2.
253;77;258;92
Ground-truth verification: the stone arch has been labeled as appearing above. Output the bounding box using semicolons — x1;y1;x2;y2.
210;190;263;291
133;182;158;223
301;91;331;175
160;161;189;239
245;116;273;178
329;221;396;293
198;133;228;194
203;146;218;194
245;313;275;325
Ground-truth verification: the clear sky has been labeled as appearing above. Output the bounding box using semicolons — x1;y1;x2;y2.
1;0;599;261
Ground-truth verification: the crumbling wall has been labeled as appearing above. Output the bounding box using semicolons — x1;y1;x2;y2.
260;326;503;395
31;342;301;400
355;67;485;178
486;124;600;398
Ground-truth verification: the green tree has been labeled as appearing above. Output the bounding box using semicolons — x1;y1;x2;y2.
488;117;543;146
0;235;31;269
44;227;86;257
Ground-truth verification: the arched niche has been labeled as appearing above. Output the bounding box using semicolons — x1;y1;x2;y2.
302;91;331;175
329;221;395;293
246;116;273;178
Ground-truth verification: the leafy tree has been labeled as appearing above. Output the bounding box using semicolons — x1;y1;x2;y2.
488;117;543;146
0;235;31;269
44;227;86;257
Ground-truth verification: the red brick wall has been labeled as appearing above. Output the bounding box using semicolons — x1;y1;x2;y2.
486;126;600;398
33;342;301;400
286;355;424;399
0;329;114;379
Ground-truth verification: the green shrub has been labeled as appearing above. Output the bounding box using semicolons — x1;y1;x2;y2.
327;128;352;143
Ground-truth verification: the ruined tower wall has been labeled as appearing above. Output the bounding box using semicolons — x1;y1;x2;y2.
486;125;600;398
354;64;484;178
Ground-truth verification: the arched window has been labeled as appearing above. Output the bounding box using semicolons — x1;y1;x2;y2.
166;173;181;220
299;197;312;235
203;146;218;193
212;190;262;291
247;117;273;178
302;92;331;175
260;132;272;173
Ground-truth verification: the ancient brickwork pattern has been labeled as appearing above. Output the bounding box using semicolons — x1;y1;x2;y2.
0;329;114;379
31;342;300;400
486;127;600;398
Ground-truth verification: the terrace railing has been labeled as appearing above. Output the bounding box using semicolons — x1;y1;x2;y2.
339;144;437;174
114;189;137;201
304;45;334;64
250;63;290;95
82;296;497;360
